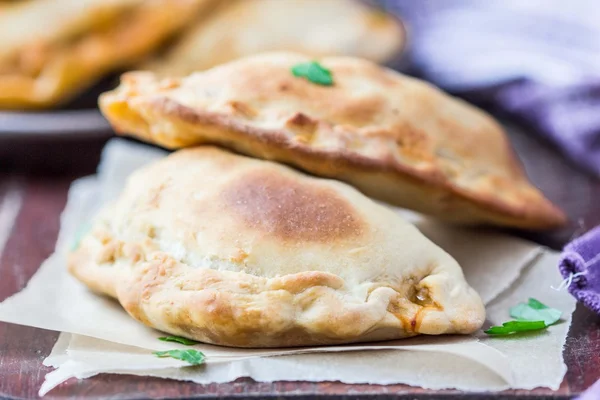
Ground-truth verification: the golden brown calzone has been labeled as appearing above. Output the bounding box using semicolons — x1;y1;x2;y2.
0;0;215;109
69;146;485;348
100;52;566;230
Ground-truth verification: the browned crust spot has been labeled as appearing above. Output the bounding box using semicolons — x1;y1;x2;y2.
222;169;365;242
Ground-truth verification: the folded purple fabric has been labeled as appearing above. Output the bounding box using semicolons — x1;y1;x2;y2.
381;0;600;177
559;226;600;399
559;225;600;314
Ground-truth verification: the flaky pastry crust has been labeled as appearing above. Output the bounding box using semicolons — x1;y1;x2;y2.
69;147;484;348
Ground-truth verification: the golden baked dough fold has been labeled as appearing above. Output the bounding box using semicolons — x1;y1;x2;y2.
100;52;566;230
69;147;485;347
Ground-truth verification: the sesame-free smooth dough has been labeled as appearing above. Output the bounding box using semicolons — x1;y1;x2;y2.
69;147;485;348
100;52;566;229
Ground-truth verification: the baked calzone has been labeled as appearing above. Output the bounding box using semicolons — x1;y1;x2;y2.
68;146;485;348
100;52;566;230
147;0;405;76
0;0;214;109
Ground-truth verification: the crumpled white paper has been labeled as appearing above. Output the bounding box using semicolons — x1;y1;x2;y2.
0;139;576;396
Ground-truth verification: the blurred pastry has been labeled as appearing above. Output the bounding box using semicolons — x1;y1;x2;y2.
0;0;215;109
147;0;405;76
100;52;566;230
69;146;485;347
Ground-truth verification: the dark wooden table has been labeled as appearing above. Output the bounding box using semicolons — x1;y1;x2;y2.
1;122;599;399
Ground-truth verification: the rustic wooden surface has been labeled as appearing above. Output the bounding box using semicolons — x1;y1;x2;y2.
0;122;599;399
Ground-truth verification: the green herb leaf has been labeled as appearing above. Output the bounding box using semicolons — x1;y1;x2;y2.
291;61;333;86
71;223;92;251
509;298;562;326
484;320;547;335
485;298;562;336
153;349;205;365
158;336;199;346
527;298;547;309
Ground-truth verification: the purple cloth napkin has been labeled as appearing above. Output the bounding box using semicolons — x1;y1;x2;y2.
381;0;600;177
558;226;600;399
559;225;600;314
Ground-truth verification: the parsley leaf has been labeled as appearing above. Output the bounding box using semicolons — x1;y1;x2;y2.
484;320;547;335
153;349;205;365
291;61;333;86
485;298;562;336
158;336;199;346
510;298;562;326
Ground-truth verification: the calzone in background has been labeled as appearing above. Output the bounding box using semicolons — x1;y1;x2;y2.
0;0;215;109
147;0;405;76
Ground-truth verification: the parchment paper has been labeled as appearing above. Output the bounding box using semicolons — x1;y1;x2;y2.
41;333;511;396
0;140;575;395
